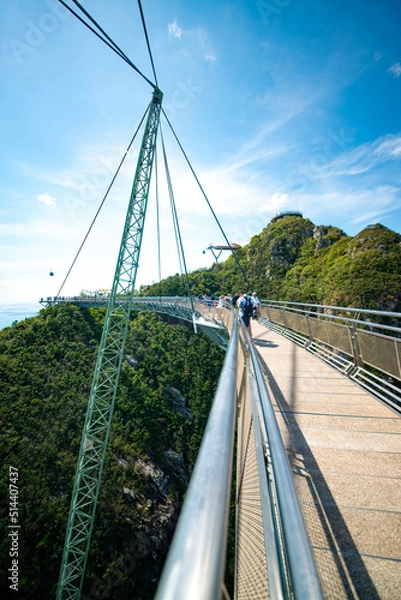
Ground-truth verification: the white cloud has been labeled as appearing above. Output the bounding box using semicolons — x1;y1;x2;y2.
296;185;400;231
167;20;217;63
388;62;401;78
13;143;136;225
38;193;56;206
0;223;26;235
195;27;217;62
260;193;290;213
168;21;182;39
319;133;401;176
0;219;84;240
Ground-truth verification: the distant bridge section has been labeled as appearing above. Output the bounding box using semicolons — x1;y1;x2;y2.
39;295;231;348
40;295;401;410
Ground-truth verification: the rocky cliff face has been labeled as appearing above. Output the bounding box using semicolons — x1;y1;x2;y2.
246;216;347;289
239;216;400;310
323;223;401;310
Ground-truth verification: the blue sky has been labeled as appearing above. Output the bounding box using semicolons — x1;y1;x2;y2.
1;0;401;304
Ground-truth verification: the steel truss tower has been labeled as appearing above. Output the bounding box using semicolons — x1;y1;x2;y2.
57;87;163;599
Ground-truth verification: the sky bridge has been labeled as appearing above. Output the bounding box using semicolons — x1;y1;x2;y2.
28;5;401;598
42;295;401;599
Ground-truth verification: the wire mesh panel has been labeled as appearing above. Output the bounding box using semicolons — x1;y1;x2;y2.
284;311;309;335
308;319;352;355
223;307;234;333
263;307;286;327
236;344;248;488
235;345;269;600
358;330;401;380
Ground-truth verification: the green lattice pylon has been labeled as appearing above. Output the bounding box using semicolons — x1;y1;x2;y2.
56;87;163;600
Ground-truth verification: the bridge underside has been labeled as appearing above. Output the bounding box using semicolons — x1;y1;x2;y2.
40;297;230;348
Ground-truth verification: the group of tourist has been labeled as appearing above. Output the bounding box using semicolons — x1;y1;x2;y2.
211;291;260;338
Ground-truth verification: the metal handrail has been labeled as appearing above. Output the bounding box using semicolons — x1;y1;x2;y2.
40;295;401;323
261;298;401;316
262;305;401;335
245;326;324;600
154;317;239;600
261;299;401;325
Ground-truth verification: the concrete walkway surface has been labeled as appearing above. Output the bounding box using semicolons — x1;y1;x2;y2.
251;320;401;600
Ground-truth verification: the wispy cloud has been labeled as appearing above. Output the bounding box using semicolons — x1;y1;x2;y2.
0;219;83;240
167;19;216;62
168;21;182;39
195;27;217;62
37;193;56;206
388;62;401;78
260;193;290;213
319;133;401;176
11;142;135;223
297;185;400;229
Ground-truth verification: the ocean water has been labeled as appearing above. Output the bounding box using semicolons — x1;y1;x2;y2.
0;302;42;330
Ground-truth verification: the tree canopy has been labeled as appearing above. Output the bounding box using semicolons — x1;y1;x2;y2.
0;304;224;599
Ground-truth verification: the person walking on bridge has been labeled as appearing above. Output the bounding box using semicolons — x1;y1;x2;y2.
237;290;253;338
251;292;260;319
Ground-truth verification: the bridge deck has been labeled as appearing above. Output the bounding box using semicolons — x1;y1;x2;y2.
251;320;401;600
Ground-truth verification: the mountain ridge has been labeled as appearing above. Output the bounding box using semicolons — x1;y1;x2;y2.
140;216;401;311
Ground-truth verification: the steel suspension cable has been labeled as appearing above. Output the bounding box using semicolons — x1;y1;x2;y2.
161;132;185;287
161;109;254;293
160;127;195;311
70;0;142;71
160;132;185;280
137;0;159;87
137;0;162;298
154;147;163;301
58;0;156;89
55;104;151;299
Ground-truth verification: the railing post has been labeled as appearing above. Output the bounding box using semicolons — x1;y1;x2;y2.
305;313;313;343
348;323;362;367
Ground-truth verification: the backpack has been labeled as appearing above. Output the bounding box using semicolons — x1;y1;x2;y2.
243;295;254;318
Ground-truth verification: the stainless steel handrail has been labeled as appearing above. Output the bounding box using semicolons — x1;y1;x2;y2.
245;326;324;600
154;317;239;600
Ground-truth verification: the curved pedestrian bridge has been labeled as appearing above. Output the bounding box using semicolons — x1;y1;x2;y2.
41;295;401;598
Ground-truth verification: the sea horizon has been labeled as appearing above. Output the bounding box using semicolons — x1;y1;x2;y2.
0;302;42;330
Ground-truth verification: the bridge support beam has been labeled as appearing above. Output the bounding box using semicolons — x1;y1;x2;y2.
56;88;163;600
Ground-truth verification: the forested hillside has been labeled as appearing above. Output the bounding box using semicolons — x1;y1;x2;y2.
0;304;224;599
2;214;400;599
140;216;401;311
